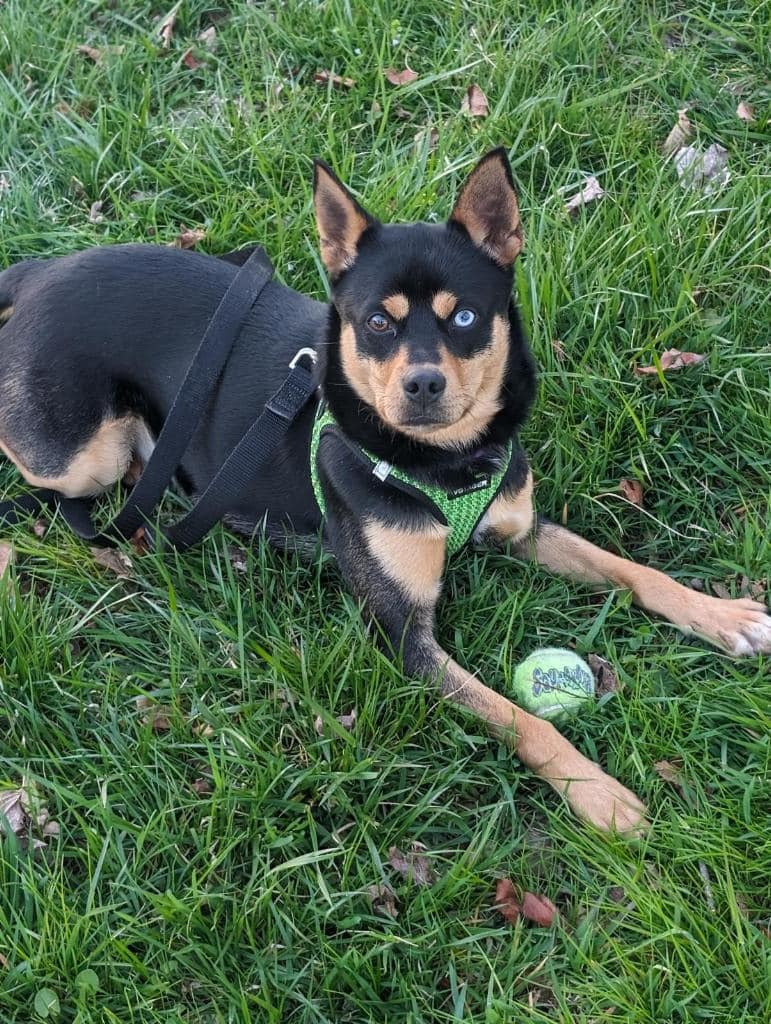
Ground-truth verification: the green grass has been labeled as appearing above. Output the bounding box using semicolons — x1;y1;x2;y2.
1;0;770;1020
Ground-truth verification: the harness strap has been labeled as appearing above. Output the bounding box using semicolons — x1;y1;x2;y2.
0;247;277;548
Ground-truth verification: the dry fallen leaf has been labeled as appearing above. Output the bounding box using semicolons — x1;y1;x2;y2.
551;338;567;361
674;143;730;193
136;696;174;732
88;200;104;223
76;44;125;64
736;101;755;123
587;653;619;696
635;348;706;376
314;70;356;90
172;226;206;249
0;541;14;580
0;781;59;850
158;1;182;48
712;581;732;600
366;883;398;918
385;66;418;86
740;575;767;601
662;108;692;157
314;708;357;736
494;879;559;926
461;83;489;117
618;478;644;506
198;26;217;51
413;126;439;152
654;759;686;798
229;545;248;573
388;843;435;887
191;777;213;796
91;546;133;578
564;176;604;215
182;47;204;70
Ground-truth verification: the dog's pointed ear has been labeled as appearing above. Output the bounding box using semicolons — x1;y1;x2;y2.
449;148;523;268
313;160;375;278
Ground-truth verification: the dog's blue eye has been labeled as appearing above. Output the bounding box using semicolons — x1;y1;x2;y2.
453;308;476;328
367;313;392;333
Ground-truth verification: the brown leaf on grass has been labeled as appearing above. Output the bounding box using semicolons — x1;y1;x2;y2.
198;26;217;50
711;581;731;600
618;478;644;506
460;83;489;117
413;126;439;152
314;70;356;90
229;545;248;574
172;226;206;249
736;101;755;123
551;338;566;361
385;66;418;86
182;47;204;70
634;348;706;376
388;843;435;887
564;176;604;215
0;781;58;850
494;878;559;926
314;708;357;736
90;546;133;578
662;108;692;157
0;541;14;580
654;759;686;797
587;653;619;696
366;883;398;918
88;200;104;223
740;576;766;601
191;777;213;795
136;696;173;732
76;44;125;64
158;1;183;48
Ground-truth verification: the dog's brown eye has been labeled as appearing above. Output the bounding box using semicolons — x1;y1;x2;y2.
367;313;392;333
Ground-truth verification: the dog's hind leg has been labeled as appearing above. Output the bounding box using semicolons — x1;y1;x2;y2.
0;415;149;499
476;475;771;656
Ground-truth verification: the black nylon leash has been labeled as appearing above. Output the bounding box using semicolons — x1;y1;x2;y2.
0;248;316;550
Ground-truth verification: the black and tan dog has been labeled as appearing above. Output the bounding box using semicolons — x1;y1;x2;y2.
1;150;769;832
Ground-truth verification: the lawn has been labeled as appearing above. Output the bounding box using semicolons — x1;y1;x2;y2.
1;0;769;1021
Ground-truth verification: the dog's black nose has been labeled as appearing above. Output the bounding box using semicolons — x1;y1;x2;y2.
402;367;446;404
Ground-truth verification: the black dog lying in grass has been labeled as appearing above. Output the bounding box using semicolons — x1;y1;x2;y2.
1;149;769;832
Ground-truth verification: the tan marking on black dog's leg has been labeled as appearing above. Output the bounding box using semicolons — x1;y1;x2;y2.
475;470;534;544
363;518;447;605
429;647;646;833
0;305;14;323
515;522;771;656
431;290;458;319
382;294;409;321
359;520;646;833
1;416;144;498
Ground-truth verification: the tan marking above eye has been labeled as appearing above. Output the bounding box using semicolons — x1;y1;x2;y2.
431;290;458;319
382;293;409;320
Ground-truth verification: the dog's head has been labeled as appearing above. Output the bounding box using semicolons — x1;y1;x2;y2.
314;149;535;454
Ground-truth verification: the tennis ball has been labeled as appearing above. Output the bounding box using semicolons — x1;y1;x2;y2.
511;648;595;722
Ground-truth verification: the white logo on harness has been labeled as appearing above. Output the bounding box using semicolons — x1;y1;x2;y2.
372;461;392;482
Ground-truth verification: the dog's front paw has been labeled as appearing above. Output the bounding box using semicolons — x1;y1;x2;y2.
539;750;648;835
564;770;648;836
693;595;771;656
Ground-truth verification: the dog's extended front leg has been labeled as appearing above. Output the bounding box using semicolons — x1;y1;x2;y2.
325;505;646;834
478;471;771;656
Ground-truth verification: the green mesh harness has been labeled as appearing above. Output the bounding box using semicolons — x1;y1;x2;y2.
310;405;511;555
